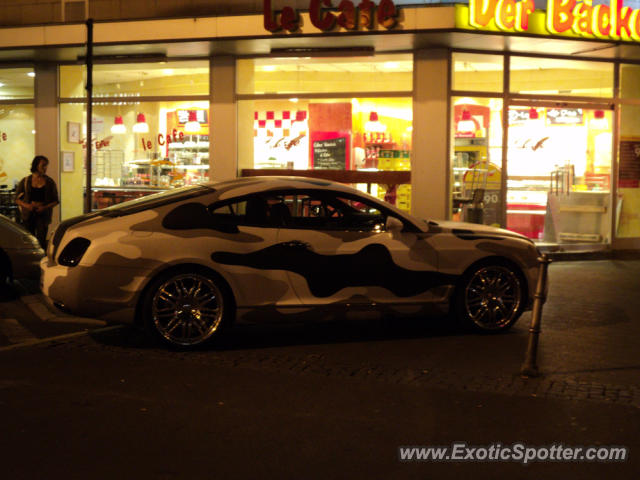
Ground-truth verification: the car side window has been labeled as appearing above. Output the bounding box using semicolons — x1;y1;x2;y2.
265;191;387;232
333;196;386;232
209;191;392;232
210;195;270;227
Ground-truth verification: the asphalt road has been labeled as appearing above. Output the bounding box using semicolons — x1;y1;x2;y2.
1;260;639;479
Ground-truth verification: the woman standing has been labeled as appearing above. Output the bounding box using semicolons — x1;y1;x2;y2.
15;155;59;249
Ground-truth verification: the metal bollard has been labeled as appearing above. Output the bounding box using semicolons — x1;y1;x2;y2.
520;254;552;378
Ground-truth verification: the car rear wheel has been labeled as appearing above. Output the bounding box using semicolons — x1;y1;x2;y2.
143;269;232;348
454;261;525;332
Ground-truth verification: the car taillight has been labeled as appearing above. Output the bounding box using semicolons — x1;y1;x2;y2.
58;238;91;267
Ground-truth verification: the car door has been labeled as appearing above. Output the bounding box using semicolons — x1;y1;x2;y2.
208;194;301;308
272;190;442;306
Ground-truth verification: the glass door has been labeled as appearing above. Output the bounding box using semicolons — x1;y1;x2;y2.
506;104;613;248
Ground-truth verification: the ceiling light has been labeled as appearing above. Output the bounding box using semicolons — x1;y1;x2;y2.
365;112;386;133
111;115;126;134
132;113;149;133
27;72;35;78
591;110;608;129
454;97;478;106
184;110;200;133
457;110;477;134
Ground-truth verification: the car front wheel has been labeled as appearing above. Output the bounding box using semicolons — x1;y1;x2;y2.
454;261;525;332
143;269;231;348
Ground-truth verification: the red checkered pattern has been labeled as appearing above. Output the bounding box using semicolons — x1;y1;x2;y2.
254;110;307;138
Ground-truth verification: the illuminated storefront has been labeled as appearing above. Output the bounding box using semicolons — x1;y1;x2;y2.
0;0;639;253
452;1;640;249
0;68;35;222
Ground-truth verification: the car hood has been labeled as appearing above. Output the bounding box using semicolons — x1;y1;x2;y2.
0;214;41;249
426;219;532;242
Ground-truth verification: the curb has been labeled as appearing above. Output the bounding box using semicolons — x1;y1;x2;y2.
20;293;107;327
543;250;640;262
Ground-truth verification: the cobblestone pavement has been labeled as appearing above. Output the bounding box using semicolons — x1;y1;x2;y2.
31;259;638;410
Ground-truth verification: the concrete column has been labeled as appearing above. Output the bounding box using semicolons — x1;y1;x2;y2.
210;56;237;181
411;49;450;221
34;63;60;226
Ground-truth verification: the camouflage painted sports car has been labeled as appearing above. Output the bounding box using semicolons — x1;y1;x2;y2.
41;177;542;348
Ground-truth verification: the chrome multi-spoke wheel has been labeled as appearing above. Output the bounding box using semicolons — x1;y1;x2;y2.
148;272;226;347
456;263;524;331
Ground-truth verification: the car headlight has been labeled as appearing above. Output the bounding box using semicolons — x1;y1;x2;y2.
58;238;91;267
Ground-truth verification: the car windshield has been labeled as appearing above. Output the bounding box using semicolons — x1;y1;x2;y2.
101;184;214;217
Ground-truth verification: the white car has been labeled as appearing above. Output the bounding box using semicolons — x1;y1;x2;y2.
41;177;542;348
0;214;44;289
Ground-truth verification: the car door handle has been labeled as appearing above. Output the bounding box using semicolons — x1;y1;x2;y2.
282;240;311;250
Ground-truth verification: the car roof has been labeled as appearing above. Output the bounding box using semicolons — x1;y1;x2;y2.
207;176;361;196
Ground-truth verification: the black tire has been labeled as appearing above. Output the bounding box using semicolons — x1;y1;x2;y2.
142;267;233;348
453;260;525;332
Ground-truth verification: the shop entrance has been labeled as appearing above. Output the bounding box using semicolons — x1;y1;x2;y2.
505;103;613;248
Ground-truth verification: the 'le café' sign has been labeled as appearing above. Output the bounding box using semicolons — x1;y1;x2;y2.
264;0;399;32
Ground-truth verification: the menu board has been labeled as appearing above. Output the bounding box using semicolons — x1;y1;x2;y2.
619;139;640;188
311;132;350;170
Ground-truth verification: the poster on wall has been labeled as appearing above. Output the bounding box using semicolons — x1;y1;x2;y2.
311;131;350;170
546;108;584;125
619;138;640;188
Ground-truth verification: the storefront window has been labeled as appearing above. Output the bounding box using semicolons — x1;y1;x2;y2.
0;104;35;221
452;53;503;93
451;97;504;227
617;103;640;238
60;61;209;98
0;67;35;99
620;64;640;100
238;97;413;211
619;64;640;238
238;53;413;211
237;54;413;95
506;106;612;245
59;61;209;220
510;57;613;98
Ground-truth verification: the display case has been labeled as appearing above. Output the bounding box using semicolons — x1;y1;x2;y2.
122;134;209;188
0;187;18;222
91;186;165;210
507;178;549;239
453;138;488;198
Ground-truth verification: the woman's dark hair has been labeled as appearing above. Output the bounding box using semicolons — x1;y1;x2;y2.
30;155;49;173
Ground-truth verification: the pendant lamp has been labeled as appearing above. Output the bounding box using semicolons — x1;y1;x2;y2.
184;110;200;133
133;113;149;133
111;115;126;134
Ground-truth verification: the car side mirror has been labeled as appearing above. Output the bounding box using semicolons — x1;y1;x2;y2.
385;216;404;232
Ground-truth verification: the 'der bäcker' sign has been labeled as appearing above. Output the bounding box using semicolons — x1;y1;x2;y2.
457;0;640;44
